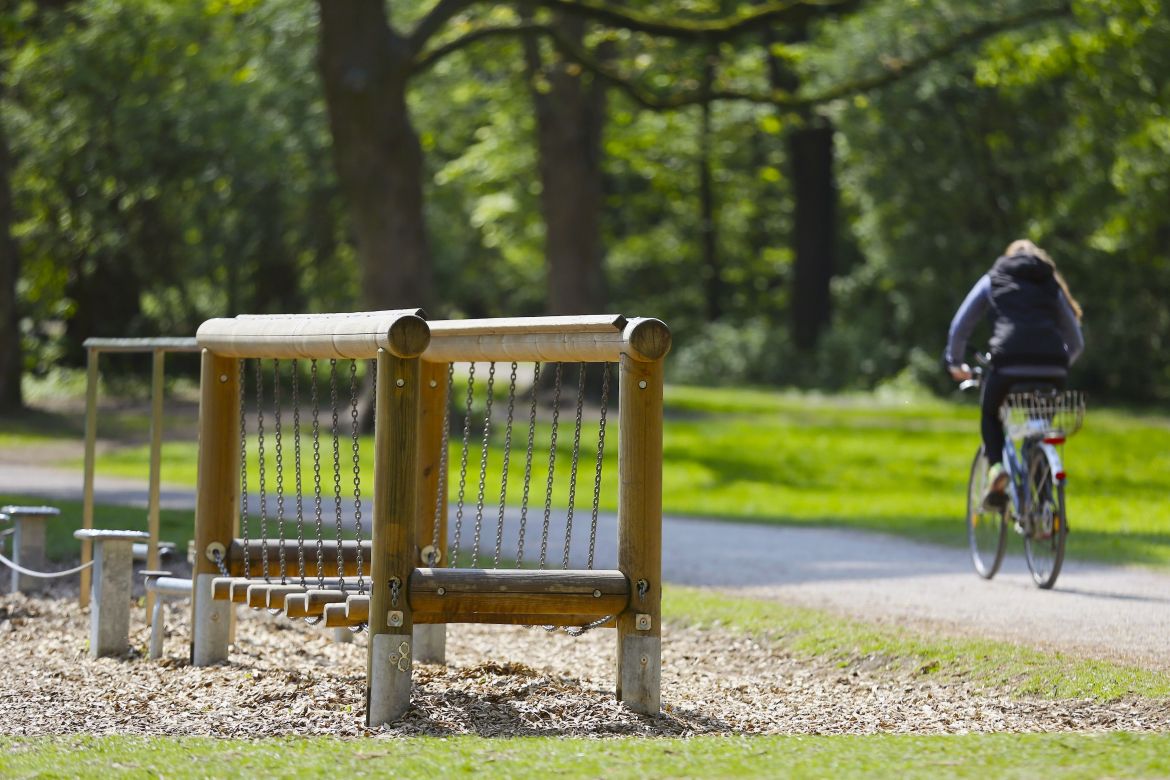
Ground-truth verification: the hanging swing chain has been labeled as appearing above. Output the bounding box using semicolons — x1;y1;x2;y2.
450;362;475;568
349;361;365;595
561;363;586;570
586;363;610;570
539;362;563;570
329;359;346;593
238;359;251;579
428;363;453;567
494;362;517;568
274;360;287;585
311;360;325;589
515;362;540;568
471;362;496;567
255;359;270;583
292;360;307;587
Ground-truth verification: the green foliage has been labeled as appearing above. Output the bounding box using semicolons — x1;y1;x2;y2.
816;0;1170;401
4;0;1169;402
5;0;347;372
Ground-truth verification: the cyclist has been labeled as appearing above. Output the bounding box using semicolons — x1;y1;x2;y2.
944;239;1084;506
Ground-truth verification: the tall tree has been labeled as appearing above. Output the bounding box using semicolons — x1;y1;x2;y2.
0;70;20;411
522;16;609;316
316;1;434;313
317;0;865;319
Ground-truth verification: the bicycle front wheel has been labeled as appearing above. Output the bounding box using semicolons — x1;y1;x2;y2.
1023;446;1068;589
967;446;1007;579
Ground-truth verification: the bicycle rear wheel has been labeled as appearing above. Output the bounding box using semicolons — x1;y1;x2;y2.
967;446;1007;579
1024;446;1068;589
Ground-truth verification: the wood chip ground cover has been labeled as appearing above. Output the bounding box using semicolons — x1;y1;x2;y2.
1;588;1167;738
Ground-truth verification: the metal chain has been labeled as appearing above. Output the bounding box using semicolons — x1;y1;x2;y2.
255;359;270;583
561;363;586;569
471;362;496;567
238;359;251;579
515;362;540;568
349;360;365;595
212;548;230;578
586;363;611;570
564;615;613;637
311;360;325;588
539;362;563;569
330;359;345;592
292;360;306;587
428;363;453;566
274;359;287;584
450;362;475;567
494;362;517;568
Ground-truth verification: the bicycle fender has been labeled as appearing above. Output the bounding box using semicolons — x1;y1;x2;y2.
1039;441;1065;482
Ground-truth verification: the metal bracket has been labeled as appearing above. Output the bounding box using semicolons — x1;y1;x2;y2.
635;613;652;631
420;545;441;566
387;610;404;628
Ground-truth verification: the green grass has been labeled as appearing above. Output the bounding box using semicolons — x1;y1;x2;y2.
3;733;1170;779
0;495;195;562
6;384;1170;567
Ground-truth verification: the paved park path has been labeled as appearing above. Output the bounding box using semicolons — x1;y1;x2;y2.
4;461;1169;671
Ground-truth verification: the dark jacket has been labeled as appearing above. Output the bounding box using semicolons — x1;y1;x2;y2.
986;253;1069;368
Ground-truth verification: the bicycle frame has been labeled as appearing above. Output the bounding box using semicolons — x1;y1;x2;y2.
1001;428;1066;532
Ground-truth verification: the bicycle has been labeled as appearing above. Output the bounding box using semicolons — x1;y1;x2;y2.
959;358;1085;589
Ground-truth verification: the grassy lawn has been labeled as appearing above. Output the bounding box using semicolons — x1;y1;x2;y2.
4;384;1170;567
2;733;1169;778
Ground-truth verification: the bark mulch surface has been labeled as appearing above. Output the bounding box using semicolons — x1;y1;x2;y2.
2;588;1167;738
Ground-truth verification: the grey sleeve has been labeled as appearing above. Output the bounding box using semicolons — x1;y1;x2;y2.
1057;292;1084;365
945;275;991;366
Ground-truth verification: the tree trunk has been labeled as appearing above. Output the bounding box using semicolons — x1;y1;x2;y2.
523;20;608;316
698;55;722;321
789;119;836;352
0;78;22;411
316;0;434;315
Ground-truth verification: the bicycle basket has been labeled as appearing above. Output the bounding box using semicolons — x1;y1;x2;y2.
1000;390;1086;440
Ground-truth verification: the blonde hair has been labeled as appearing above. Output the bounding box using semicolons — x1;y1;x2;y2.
1005;239;1083;321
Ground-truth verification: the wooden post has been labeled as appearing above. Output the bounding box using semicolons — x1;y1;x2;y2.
80;347;99;608
145;348;165;625
413;359;448;664
366;349;422;726
190;351;239;666
615;352;664;715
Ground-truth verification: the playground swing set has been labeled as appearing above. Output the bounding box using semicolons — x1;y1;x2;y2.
1;309;670;728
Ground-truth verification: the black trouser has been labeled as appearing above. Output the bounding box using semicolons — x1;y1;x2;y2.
981;369;1066;466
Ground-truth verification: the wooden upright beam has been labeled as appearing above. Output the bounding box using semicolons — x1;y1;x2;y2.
366;349;422;726
190;351;240;666
414;359;449;663
79;347;99;608
144;349;165;624
615;351;665;715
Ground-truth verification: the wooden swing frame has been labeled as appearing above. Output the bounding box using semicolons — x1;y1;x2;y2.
189;311;669;726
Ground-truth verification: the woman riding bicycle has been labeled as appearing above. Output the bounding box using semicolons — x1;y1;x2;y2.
944;239;1084;506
